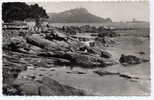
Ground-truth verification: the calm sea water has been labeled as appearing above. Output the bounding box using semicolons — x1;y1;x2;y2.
49;22;149;29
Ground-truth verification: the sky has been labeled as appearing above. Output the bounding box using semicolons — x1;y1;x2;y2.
28;1;149;22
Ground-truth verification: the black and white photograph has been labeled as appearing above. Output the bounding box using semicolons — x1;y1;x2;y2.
2;1;150;96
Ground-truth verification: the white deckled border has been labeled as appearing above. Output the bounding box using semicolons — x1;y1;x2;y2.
0;0;150;2
0;0;152;100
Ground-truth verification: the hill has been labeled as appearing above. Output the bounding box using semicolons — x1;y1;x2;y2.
48;8;112;23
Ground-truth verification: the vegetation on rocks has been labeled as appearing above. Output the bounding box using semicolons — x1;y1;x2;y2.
2;2;48;22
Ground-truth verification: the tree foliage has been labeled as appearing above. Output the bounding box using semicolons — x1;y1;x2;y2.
2;2;48;22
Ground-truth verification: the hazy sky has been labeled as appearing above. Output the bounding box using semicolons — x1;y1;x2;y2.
28;1;149;22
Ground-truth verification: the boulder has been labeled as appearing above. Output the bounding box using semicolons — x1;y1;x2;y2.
39;77;86;96
8;77;87;96
54;30;68;39
45;30;68;41
26;34;69;51
97;28;119;38
80;46;101;55
3;54;27;84
65;52;117;68
3;83;23;96
37;51;116;68
95;37;117;47
16;81;41;95
66;37;85;51
119;54;149;66
3;36;28;52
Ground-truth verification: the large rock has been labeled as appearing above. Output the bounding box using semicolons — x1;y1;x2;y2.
39;77;86;96
100;50;112;58
26;34;70;51
37;51;116;68
8;77;87;96
3;36;28;52
66;52;104;67
3;54;27;84
95;37;116;47
97;28;119;38
45;30;68;41
119;54;149;66
13;80;42;95
79;45;101;55
3;83;23;95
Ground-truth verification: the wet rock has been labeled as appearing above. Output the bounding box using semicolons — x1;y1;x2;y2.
119;54;149;66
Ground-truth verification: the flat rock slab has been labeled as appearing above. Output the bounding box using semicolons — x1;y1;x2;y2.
10;77;89;96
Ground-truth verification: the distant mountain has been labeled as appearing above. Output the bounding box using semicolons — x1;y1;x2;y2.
47;8;112;23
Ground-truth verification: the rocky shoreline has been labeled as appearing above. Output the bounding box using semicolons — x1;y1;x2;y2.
3;25;149;96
